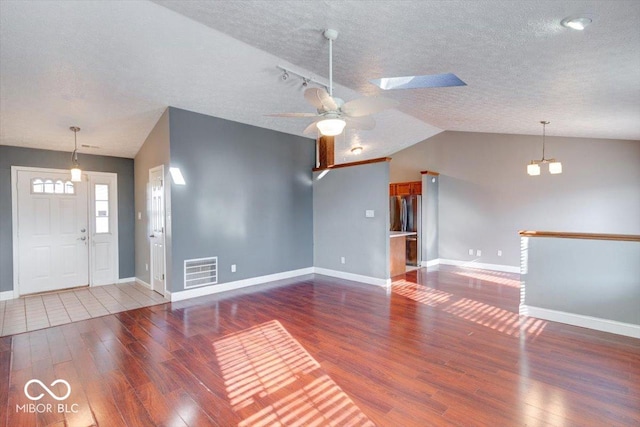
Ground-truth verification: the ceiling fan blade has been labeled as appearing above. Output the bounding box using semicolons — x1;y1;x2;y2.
304;88;338;111
303;120;320;135
345;115;375;130
265;112;318;118
342;96;398;117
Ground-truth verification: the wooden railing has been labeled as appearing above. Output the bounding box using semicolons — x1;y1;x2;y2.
519;230;640;242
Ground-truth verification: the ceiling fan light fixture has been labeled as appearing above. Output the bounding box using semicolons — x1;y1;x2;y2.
561;16;592;31
317;118;346;136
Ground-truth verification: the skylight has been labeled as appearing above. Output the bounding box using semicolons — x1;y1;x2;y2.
370;73;466;90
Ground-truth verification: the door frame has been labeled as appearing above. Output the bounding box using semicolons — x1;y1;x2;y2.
11;166;119;296
149;165;167;296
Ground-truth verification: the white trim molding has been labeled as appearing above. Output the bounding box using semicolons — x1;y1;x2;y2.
0;290;17;301
520;305;640;339
438;259;520;274
135;278;152;289
313;268;391;287
170;267;314;302
420;259;441;268
117;277;136;284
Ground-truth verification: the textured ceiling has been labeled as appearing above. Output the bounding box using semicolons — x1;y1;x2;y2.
1;1;639;162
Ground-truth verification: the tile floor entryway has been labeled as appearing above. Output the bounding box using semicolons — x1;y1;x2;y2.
0;282;168;337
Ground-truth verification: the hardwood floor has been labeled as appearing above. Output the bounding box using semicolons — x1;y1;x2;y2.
1;266;638;426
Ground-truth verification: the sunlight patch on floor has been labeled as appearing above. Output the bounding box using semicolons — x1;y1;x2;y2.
392;280;453;306
444;298;547;337
213;320;374;426
391;280;546;338
453;270;521;288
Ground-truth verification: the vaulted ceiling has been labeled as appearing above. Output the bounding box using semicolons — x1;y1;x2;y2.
1;1;638;161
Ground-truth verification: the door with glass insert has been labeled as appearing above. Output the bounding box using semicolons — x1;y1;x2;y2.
17;170;89;294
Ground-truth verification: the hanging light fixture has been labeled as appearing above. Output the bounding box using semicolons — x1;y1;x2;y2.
527;121;562;176
69;126;82;182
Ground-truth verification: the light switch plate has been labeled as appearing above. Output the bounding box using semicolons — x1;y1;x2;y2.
365;210;375;218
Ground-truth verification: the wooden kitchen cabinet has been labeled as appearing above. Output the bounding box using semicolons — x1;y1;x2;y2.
390;181;422;196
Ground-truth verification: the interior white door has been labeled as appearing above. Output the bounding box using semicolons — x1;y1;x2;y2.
17;170;89;295
89;173;119;286
149;166;165;295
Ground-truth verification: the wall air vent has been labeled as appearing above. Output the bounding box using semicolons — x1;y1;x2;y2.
184;257;218;289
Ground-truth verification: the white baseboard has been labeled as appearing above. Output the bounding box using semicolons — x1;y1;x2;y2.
135;278;152;289
520;305;640;339
438;259;520;274
0;290;17;301
170;267;314;302
313;267;391;287
421;259;441;268
117;277;135;284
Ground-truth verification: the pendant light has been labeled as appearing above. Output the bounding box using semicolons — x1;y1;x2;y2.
70;126;82;182
527;121;562;176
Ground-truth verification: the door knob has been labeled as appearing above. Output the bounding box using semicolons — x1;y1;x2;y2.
78;236;86;241
150;234;155;238
80;228;86;233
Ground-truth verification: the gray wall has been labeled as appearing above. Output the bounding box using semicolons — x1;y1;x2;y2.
523;237;640;325
168;107;314;293
390;131;640;268
313;161;390;280
421;173;439;262
133;109;171;286
0;145;135;291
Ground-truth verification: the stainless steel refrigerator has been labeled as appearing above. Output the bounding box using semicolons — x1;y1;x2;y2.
390;195;421;266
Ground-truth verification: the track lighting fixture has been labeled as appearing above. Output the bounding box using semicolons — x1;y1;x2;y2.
275;65;328;92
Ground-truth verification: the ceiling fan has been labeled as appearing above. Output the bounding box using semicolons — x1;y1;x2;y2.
267;29;399;137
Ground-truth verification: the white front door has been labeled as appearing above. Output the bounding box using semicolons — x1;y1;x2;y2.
149;166;166;295
17;170;89;295
89;173;119;286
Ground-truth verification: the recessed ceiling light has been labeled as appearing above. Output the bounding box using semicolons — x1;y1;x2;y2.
350;146;363;155
561;16;592;31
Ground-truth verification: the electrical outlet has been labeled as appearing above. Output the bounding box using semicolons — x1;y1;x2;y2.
476;250;482;256
497;250;502;257
231;264;237;273
341;257;346;264
365;210;375;218
468;249;474;255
